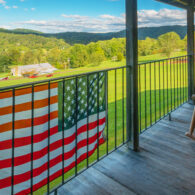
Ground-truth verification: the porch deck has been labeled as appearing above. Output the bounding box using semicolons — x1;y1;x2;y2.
54;103;195;195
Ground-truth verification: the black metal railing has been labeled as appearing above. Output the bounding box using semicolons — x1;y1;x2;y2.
0;66;127;195
0;55;191;194
138;55;189;133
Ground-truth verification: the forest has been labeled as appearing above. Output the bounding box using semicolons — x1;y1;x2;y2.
0;31;187;73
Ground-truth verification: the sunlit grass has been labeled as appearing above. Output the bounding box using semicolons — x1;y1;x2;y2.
0;51;187;88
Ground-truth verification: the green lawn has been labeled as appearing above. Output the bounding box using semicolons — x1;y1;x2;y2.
0;51;187;88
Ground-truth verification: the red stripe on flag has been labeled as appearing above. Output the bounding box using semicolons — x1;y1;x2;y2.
0;117;106;151
15;137;105;195
0;135;104;190
0;125;104;169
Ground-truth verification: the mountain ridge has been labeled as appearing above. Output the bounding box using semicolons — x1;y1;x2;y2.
0;25;187;45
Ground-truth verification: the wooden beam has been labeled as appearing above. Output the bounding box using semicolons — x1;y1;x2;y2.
156;0;190;9
126;0;139;151
187;5;194;100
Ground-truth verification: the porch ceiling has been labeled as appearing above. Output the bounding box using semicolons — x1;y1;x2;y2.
156;0;195;9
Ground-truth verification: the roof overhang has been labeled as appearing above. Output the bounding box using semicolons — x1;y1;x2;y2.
156;0;195;10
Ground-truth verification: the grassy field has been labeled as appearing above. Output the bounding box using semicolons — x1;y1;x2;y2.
0;51;187;88
0;51;189;194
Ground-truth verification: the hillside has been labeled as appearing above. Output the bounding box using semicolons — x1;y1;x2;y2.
0;25;187;45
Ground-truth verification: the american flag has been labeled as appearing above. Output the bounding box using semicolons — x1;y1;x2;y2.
0;72;106;195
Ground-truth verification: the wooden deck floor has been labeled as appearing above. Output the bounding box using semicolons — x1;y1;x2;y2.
54;103;195;195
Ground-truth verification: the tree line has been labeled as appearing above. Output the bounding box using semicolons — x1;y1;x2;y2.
0;31;187;73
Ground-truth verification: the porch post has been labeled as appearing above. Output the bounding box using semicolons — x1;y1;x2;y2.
126;0;139;151
187;5;194;101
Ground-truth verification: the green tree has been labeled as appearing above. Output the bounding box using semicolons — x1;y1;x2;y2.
158;32;181;57
117;53;124;61
70;44;89;68
0;55;11;72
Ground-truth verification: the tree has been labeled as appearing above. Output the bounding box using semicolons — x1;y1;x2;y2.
117;53;124;61
138;37;157;56
0;55;11;72
158;32;181;57
70;44;89;68
87;43;105;66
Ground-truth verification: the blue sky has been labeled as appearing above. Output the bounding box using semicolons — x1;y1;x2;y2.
0;0;186;33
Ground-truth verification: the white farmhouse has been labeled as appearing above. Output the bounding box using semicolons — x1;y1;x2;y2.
10;63;57;77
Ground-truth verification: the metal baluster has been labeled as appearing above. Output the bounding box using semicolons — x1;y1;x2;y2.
97;73;100;160
170;59;172;111
182;57;184;102
139;65;141;132
159;61;161;119
75;77;78;176
62;80;65;183
145;64;147;130
180;58;182;104
163;60;165;116
154;62;157;122
87;75;89;168
177;57;179;107
11;88;15;195
115;70;117;148
47;81;51;193
150;63;152;126
174;58;176;109
167;59;169;113
186;56;188;101
31;85;34;194
106;71;109;154
122;68;125;144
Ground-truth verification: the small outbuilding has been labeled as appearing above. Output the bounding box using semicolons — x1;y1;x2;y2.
10;63;57;77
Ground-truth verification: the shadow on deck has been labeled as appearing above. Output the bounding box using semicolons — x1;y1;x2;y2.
54;103;195;195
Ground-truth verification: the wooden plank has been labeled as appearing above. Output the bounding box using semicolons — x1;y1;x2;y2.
140;135;195;170
80;167;136;195
57;167;136;195
143;122;195;155
57;175;107;195
57;104;195;195
94;148;190;195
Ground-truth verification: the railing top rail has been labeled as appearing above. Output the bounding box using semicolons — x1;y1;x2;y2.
138;55;190;66
0;65;126;91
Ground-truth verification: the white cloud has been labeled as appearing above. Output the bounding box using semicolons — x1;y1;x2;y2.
20;0;24;2
0;0;18;10
4;5;10;9
31;8;35;11
9;9;187;33
0;0;6;5
138;9;186;27
61;14;89;20
0;25;11;29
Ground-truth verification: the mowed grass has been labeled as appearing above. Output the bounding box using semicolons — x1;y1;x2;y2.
0;51;187;88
